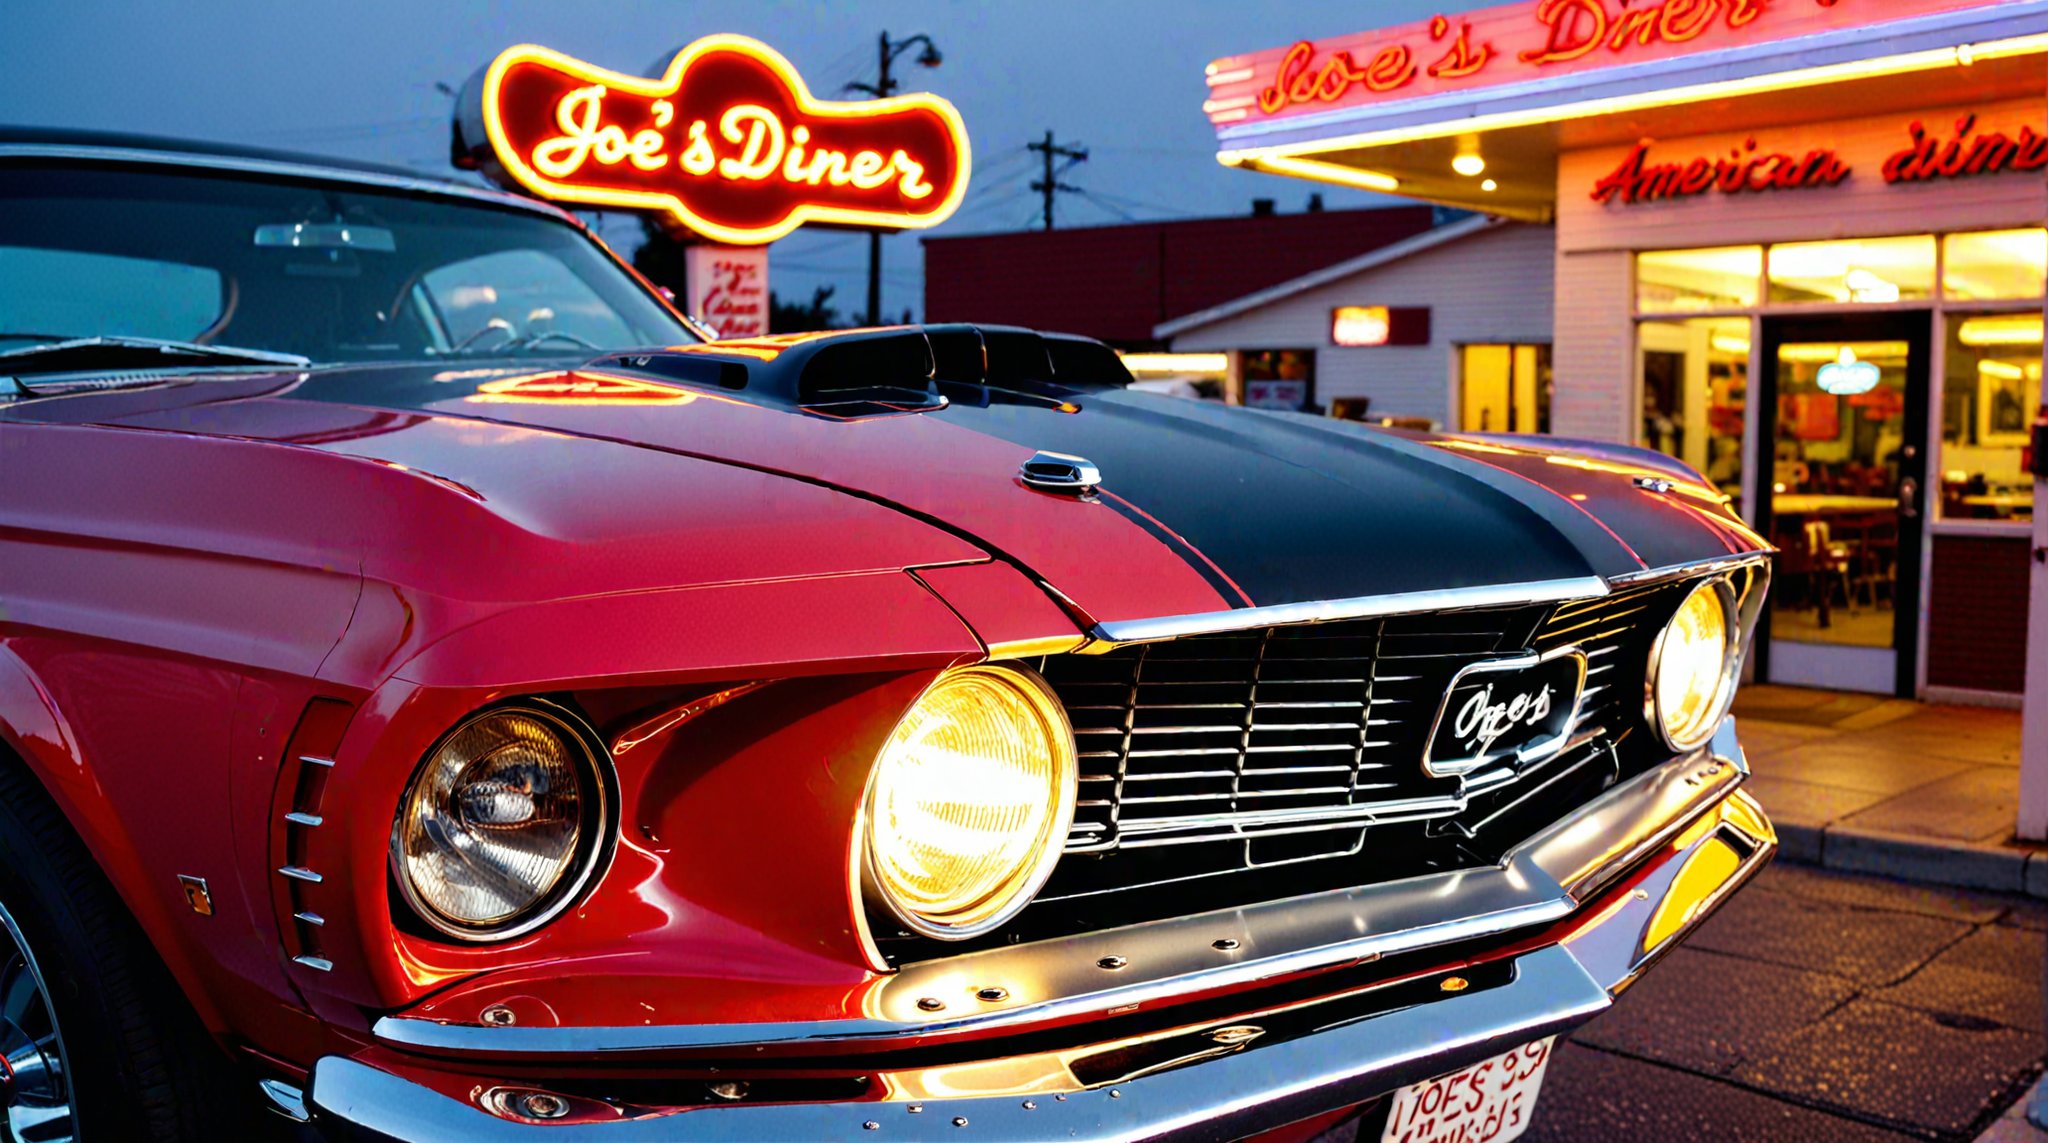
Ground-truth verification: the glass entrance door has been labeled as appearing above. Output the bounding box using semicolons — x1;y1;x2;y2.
1757;313;1930;695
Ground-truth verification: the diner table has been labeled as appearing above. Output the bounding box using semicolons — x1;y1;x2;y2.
1956;492;2033;518
1767;494;1898;630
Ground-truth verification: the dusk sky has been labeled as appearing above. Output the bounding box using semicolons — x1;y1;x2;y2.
2;1;1486;320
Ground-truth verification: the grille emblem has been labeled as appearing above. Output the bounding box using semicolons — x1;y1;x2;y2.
1422;646;1587;778
1019;450;1100;494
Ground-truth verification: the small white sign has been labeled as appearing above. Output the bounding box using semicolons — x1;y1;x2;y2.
684;245;769;338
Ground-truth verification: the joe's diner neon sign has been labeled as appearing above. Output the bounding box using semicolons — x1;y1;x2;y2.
473;35;970;245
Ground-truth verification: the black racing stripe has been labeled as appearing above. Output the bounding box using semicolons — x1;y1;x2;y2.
931;394;1610;608
1095;490;1252;609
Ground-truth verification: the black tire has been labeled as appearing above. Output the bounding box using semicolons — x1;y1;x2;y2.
0;751;255;1140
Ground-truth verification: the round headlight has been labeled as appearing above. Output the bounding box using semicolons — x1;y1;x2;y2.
391;704;612;941
1648;578;1741;751
862;665;1077;940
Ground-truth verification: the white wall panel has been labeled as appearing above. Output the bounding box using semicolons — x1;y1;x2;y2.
1168;223;1555;425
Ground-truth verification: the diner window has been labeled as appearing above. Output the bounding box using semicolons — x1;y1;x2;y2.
1636;247;1760;313
1240;349;1316;411
1766;236;1935;304
1939;312;2037;522
1638;317;1749;504
1942;229;2048;301
1458;344;1551;433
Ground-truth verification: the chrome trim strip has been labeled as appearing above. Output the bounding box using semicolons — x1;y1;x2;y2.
257;1078;310;1124
278;865;323;884
284;812;324;828
292;955;334;973
1607;550;1773;588
1084;552;1772;647
0;144;573;221
1088;575;1608;646
371;719;1748;1060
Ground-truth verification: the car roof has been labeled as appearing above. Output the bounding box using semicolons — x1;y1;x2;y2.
0;123;570;219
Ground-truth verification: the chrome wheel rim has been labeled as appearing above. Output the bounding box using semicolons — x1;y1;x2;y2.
0;901;72;1143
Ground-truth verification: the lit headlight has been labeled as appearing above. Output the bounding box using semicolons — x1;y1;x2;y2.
1648;578;1741;751
391;704;613;941
863;665;1077;940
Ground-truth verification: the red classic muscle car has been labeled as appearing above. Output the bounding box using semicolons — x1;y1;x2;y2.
0;129;1774;1142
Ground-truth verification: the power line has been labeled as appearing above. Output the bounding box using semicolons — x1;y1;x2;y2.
1075;189;1136;222
1080;187;1203;219
1026;129;1089;230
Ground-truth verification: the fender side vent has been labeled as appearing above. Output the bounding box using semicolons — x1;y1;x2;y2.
271;698;356;975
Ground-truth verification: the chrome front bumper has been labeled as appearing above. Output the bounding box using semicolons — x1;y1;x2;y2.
308;720;1773;1142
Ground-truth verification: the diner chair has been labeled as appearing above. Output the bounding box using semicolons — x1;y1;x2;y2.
1850;514;1899;608
1804;520;1856;622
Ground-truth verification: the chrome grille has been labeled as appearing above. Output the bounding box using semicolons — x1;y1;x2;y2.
1046;606;1549;853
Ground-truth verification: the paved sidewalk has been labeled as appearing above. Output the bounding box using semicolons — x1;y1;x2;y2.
1734;685;2045;896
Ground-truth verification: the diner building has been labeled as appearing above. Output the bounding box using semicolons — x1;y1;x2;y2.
1201;0;2048;828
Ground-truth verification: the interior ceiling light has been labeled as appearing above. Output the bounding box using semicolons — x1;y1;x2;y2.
1958;314;2044;346
1452;153;1486;177
1480;178;1498;192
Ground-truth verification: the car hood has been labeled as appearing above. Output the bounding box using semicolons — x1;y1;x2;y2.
19;359;1764;627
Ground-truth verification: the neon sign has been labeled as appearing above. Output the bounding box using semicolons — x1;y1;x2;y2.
1592;137;1850;205
474;36;970;245
1210;0;1975;128
1884;114;2048;184
1816;349;1880;396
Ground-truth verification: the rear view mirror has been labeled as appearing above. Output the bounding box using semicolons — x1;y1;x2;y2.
254;222;396;253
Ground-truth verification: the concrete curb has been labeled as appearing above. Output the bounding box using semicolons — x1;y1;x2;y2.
1776;820;2048;897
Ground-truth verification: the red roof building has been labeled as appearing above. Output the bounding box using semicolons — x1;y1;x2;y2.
921;204;1443;348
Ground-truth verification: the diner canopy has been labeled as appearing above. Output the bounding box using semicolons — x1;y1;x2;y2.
1203;0;2048;222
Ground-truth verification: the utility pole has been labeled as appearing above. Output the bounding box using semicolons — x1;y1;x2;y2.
846;31;943;325
1027;130;1089;230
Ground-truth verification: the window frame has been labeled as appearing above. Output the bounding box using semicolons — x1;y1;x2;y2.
1629;230;2042;537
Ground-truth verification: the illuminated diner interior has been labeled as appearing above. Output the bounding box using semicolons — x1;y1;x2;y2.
1202;0;2048;701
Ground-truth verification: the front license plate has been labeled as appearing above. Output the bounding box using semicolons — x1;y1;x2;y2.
1379;1037;1554;1143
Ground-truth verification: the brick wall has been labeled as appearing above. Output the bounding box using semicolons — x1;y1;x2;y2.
1926;534;2033;694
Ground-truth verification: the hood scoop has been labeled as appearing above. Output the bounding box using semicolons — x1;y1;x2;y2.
591;325;1131;420
1019;450;1101;494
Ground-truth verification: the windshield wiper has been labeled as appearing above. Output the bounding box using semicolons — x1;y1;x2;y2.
0;337;310;392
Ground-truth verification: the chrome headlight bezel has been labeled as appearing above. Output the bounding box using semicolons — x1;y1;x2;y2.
389;700;618;943
859;664;1079;942
1644;576;1745;753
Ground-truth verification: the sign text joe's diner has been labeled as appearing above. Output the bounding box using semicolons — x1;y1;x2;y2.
463;34;970;247
1208;0;1986;128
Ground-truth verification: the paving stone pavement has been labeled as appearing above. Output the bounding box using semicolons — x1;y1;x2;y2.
1526;862;2048;1142
1729;685;2046;894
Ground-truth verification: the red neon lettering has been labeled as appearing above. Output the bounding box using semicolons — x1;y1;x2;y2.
479;36;968;245
1258;39;1422;113
1659;0;1720;42
1593;137;1847;204
1426;15;1493;79
1522;0;1608;64
1886;114;2048;183
1525;0;1781;66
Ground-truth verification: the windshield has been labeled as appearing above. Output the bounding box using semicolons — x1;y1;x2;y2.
0;163;695;364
